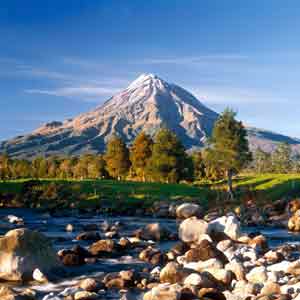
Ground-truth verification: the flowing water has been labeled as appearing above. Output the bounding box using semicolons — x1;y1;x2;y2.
1;208;300;299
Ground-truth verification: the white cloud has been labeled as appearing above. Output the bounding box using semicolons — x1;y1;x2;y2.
25;85;120;100
17;67;73;81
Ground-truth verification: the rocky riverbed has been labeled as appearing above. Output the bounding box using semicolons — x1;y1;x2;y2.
1;205;300;300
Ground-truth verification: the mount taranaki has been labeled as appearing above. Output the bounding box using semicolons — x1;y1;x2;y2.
1;73;300;158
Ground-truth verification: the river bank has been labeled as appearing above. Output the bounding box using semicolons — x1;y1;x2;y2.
1;207;300;300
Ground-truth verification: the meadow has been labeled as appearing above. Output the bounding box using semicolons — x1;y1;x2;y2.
0;174;300;212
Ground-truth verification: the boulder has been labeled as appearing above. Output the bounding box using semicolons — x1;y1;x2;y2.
79;278;100;292
289;199;300;213
198;288;226;300
248;235;268;252
160;262;191;284
288;210;300;231
105;277;126;289
176;203;202;219
135;223;170;241
74;291;98;300
184;273;224;291
209;214;241;241
61;253;85;266
0;286;18;300
216;240;233;252
205;269;233;286
183;273;204;287
32;268;48;283
139;246;167;265
65;224;74;232
225;260;245;281
178;217;209;244
232;280;256;298
267;261;291;273
76;231;100;241
169;242;189;257
0;228;60;281
143;283;182;300
88;239;115;256
264;250;284;264
260;282;281;296
119;269;136;282
286;260;300;275
184;258;223;273
5;215;24;225
184;239;228;264
246;266;268;284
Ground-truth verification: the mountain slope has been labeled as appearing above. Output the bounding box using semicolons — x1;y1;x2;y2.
1;73;300;158
0;74;219;158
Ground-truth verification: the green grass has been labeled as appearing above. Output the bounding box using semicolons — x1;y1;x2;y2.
0;179;213;209
1;174;300;210
205;173;300;204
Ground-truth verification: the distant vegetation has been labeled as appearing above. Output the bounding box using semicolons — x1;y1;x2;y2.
0;109;299;200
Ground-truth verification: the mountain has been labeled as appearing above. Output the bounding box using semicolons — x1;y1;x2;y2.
1;73;300;158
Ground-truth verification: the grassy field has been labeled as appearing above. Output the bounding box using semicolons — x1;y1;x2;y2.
0;174;300;210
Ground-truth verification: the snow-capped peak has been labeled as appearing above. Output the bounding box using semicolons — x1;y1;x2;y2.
127;73;163;90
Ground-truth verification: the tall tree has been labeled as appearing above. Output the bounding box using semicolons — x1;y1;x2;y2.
147;128;189;183
104;136;130;180
192;151;206;180
205;109;252;196
252;147;272;173
86;154;107;179
73;155;89;179
0;154;10;180
59;158;74;179
272;143;293;173
130;132;153;181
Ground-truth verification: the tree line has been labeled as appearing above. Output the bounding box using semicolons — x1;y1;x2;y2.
0;128;192;183
248;143;300;174
0;109;299;189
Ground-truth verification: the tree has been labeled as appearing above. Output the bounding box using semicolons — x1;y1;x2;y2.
192;151;206;180
272;143;293;173
73;155;89;179
130;132;153;181
147;128;189;183
59;158;74;179
104;136;131;180
0;154;10;180
252;147;272;173
32;157;48;178
47;157;59;178
205;109;252;196
87;155;107;179
13;159;31;178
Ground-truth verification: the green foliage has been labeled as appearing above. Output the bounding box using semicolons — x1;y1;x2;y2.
147;128;191;183
205;109;252;192
272;143;293;173
104;136;131;180
1;174;300;212
251;148;272;173
192;151;206;180
249;143;299;174
130;132;153;181
0;154;11;180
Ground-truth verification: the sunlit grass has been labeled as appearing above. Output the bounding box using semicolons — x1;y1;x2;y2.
1;174;300;209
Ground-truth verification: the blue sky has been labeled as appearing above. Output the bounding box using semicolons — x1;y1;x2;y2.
1;0;300;140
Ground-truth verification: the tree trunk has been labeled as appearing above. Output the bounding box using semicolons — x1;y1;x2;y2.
226;169;234;200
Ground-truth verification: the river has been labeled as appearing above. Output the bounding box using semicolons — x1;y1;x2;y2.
0;208;299;300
